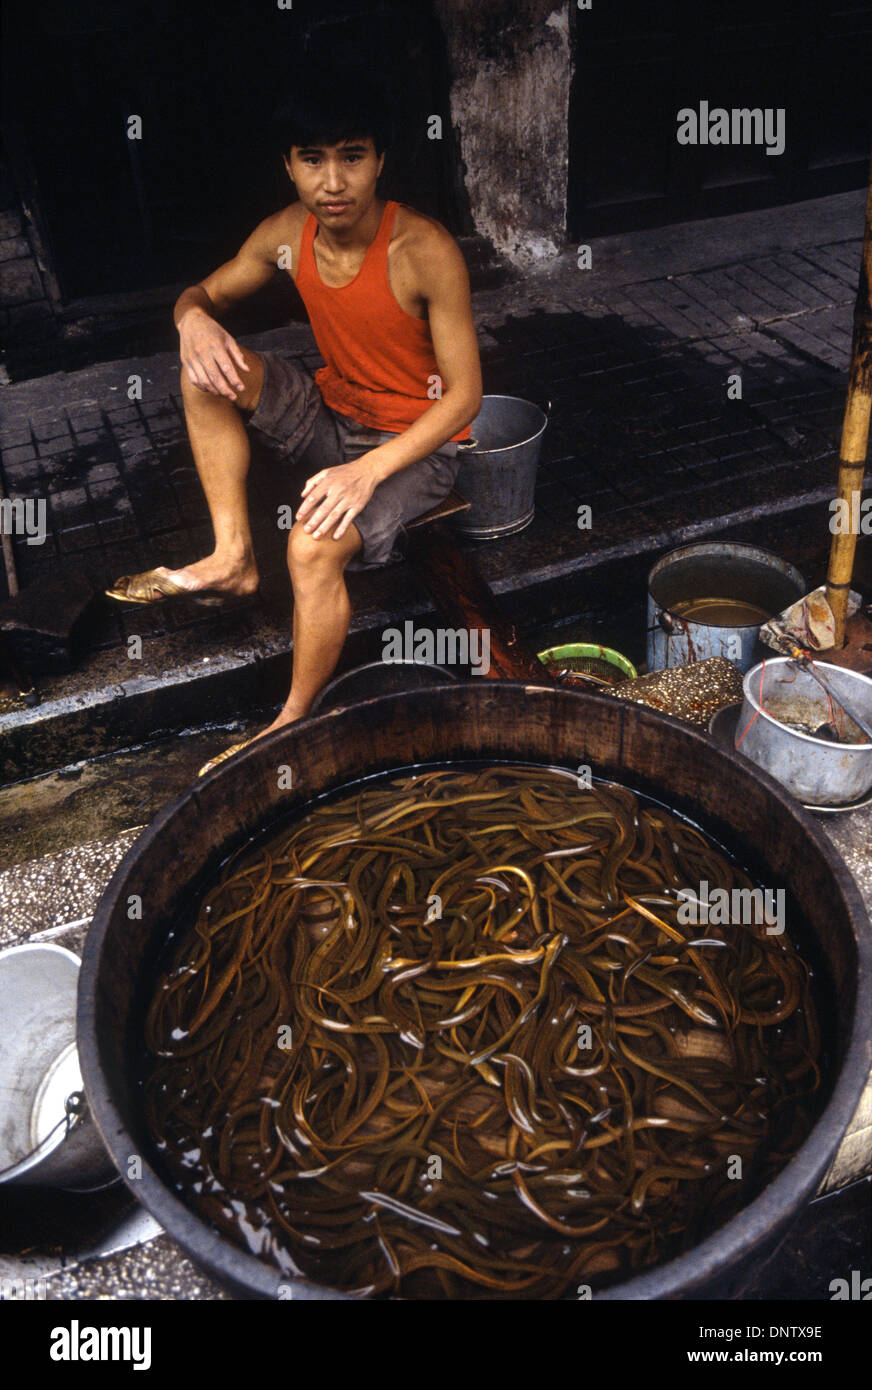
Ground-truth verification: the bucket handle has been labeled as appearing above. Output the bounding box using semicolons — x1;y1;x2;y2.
656;609;689;635
457;398;551;452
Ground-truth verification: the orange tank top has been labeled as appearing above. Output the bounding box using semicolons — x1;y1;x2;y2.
295;200;471;440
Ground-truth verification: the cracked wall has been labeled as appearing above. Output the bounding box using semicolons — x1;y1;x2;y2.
433;0;572;267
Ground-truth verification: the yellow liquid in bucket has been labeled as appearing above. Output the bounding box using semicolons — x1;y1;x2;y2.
671;597;770;627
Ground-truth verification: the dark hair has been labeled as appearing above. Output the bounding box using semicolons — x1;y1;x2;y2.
272;64;392;158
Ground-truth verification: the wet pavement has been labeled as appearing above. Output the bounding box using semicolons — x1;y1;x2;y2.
1;189;871;1299
1;189;870;779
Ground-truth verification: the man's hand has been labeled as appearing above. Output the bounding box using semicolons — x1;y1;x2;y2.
297;459;378;540
179;307;251;400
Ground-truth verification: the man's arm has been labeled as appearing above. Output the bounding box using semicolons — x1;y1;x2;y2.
367;227;483;481
174;211;295;399
298;226;482;539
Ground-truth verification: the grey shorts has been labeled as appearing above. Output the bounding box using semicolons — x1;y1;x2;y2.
247;350;461;570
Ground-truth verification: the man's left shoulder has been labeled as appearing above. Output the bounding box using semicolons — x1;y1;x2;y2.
393;204;466;279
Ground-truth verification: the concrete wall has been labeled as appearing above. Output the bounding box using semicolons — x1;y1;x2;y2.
433;0;572;267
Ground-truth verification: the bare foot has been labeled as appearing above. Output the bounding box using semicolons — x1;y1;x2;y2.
198;706;307;777
162;549;259;597
249;705;309;743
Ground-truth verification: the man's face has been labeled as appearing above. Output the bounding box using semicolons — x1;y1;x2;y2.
284;136;385;226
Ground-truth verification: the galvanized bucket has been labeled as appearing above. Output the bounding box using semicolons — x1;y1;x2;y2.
309;659;457;715
647;542;805;673
452;395;549;539
736;658;872;807
0;943;117;1191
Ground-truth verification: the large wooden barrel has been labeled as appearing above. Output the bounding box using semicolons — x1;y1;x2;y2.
77;682;872;1300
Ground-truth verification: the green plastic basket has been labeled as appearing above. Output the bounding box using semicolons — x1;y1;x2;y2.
538;642;638;688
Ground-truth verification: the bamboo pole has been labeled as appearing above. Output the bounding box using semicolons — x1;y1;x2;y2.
825;157;872;646
0;471;21;598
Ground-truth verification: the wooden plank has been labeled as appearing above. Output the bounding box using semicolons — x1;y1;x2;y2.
404;488;470;531
408;519;557;685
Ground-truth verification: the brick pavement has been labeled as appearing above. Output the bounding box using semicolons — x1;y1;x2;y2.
1;189;869;769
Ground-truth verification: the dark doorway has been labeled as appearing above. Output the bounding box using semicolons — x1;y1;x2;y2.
2;0;463;305
569;1;872;237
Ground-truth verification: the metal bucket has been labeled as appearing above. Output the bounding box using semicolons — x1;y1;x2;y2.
736;658;872;806
0;943;117;1191
647;542;805;673
452;395;549;539
309;659;457;715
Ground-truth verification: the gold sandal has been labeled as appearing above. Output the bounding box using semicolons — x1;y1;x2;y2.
197;740;254;778
106;567;252;608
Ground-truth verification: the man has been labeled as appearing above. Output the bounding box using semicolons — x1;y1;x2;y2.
107;66;482;771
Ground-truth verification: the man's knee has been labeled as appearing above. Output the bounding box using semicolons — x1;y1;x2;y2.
287;520;361;574
180;347;264;414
